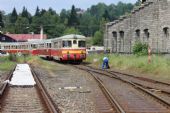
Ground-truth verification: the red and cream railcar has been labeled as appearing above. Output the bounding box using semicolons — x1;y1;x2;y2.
51;34;86;62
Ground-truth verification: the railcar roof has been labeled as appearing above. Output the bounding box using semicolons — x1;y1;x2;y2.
55;34;86;40
0;42;30;45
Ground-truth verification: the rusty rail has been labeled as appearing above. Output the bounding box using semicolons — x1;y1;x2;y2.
88;71;126;113
0;66;16;95
74;65;125;113
75;65;170;108
85;65;170;86
31;67;61;113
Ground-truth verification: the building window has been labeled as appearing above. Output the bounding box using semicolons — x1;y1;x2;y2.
2;37;5;41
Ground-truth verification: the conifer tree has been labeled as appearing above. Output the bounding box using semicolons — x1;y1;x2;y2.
68;5;79;27
10;8;18;23
35;6;40;16
0;11;4;28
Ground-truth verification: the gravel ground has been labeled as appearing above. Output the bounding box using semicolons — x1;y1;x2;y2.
33;62;99;113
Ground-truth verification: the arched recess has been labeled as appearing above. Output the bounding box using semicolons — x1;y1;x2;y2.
163;27;169;38
135;29;140;41
143;29;149;43
119;31;125;52
162;27;169;52
112;31;117;52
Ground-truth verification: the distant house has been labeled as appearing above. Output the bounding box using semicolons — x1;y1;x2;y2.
0;33;16;42
5;34;47;42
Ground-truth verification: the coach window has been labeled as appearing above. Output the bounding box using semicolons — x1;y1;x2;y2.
73;40;77;44
54;42;58;48
163;27;169;38
63;40;72;47
47;43;51;48
78;40;86;47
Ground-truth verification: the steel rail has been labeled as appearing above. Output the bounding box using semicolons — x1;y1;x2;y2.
85;65;170;86
0;66;16;95
88;71;126;113
73;65;126;113
119;77;170;108
31;67;61;113
75;65;170;108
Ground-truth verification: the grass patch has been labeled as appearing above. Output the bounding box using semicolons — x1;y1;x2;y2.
0;56;16;71
86;54;170;78
27;56;56;70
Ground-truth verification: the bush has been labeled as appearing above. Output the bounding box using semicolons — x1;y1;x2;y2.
133;42;148;56
8;54;18;61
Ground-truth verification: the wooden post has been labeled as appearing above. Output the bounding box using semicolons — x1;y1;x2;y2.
148;46;151;64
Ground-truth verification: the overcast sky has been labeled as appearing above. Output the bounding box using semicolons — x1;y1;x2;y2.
0;0;137;15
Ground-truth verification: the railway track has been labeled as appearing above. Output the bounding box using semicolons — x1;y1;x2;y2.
74;65;170;113
0;65;61;113
88;71;125;113
83;65;170;104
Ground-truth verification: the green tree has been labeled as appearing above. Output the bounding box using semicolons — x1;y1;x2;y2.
88;3;107;19
93;31;103;45
135;0;141;6
35;6;40;16
21;6;32;23
0;11;4;28
15;16;29;34
102;10;110;21
48;7;56;15
63;27;81;35
10;8;18;23
31;10;61;38
68;5;79;26
60;9;69;24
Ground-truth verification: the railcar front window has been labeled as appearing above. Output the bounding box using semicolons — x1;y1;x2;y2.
73;40;77;44
62;41;72;47
78;41;86;47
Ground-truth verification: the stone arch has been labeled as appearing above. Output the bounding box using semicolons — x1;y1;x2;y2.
112;31;118;52
143;29;149;43
163;27;169;38
135;29;140;41
162;27;169;52
142;0;146;3
119;31;125;52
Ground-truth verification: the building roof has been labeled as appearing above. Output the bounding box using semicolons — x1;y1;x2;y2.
5;34;47;42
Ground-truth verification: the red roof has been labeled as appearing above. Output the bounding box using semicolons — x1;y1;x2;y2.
5;34;47;42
